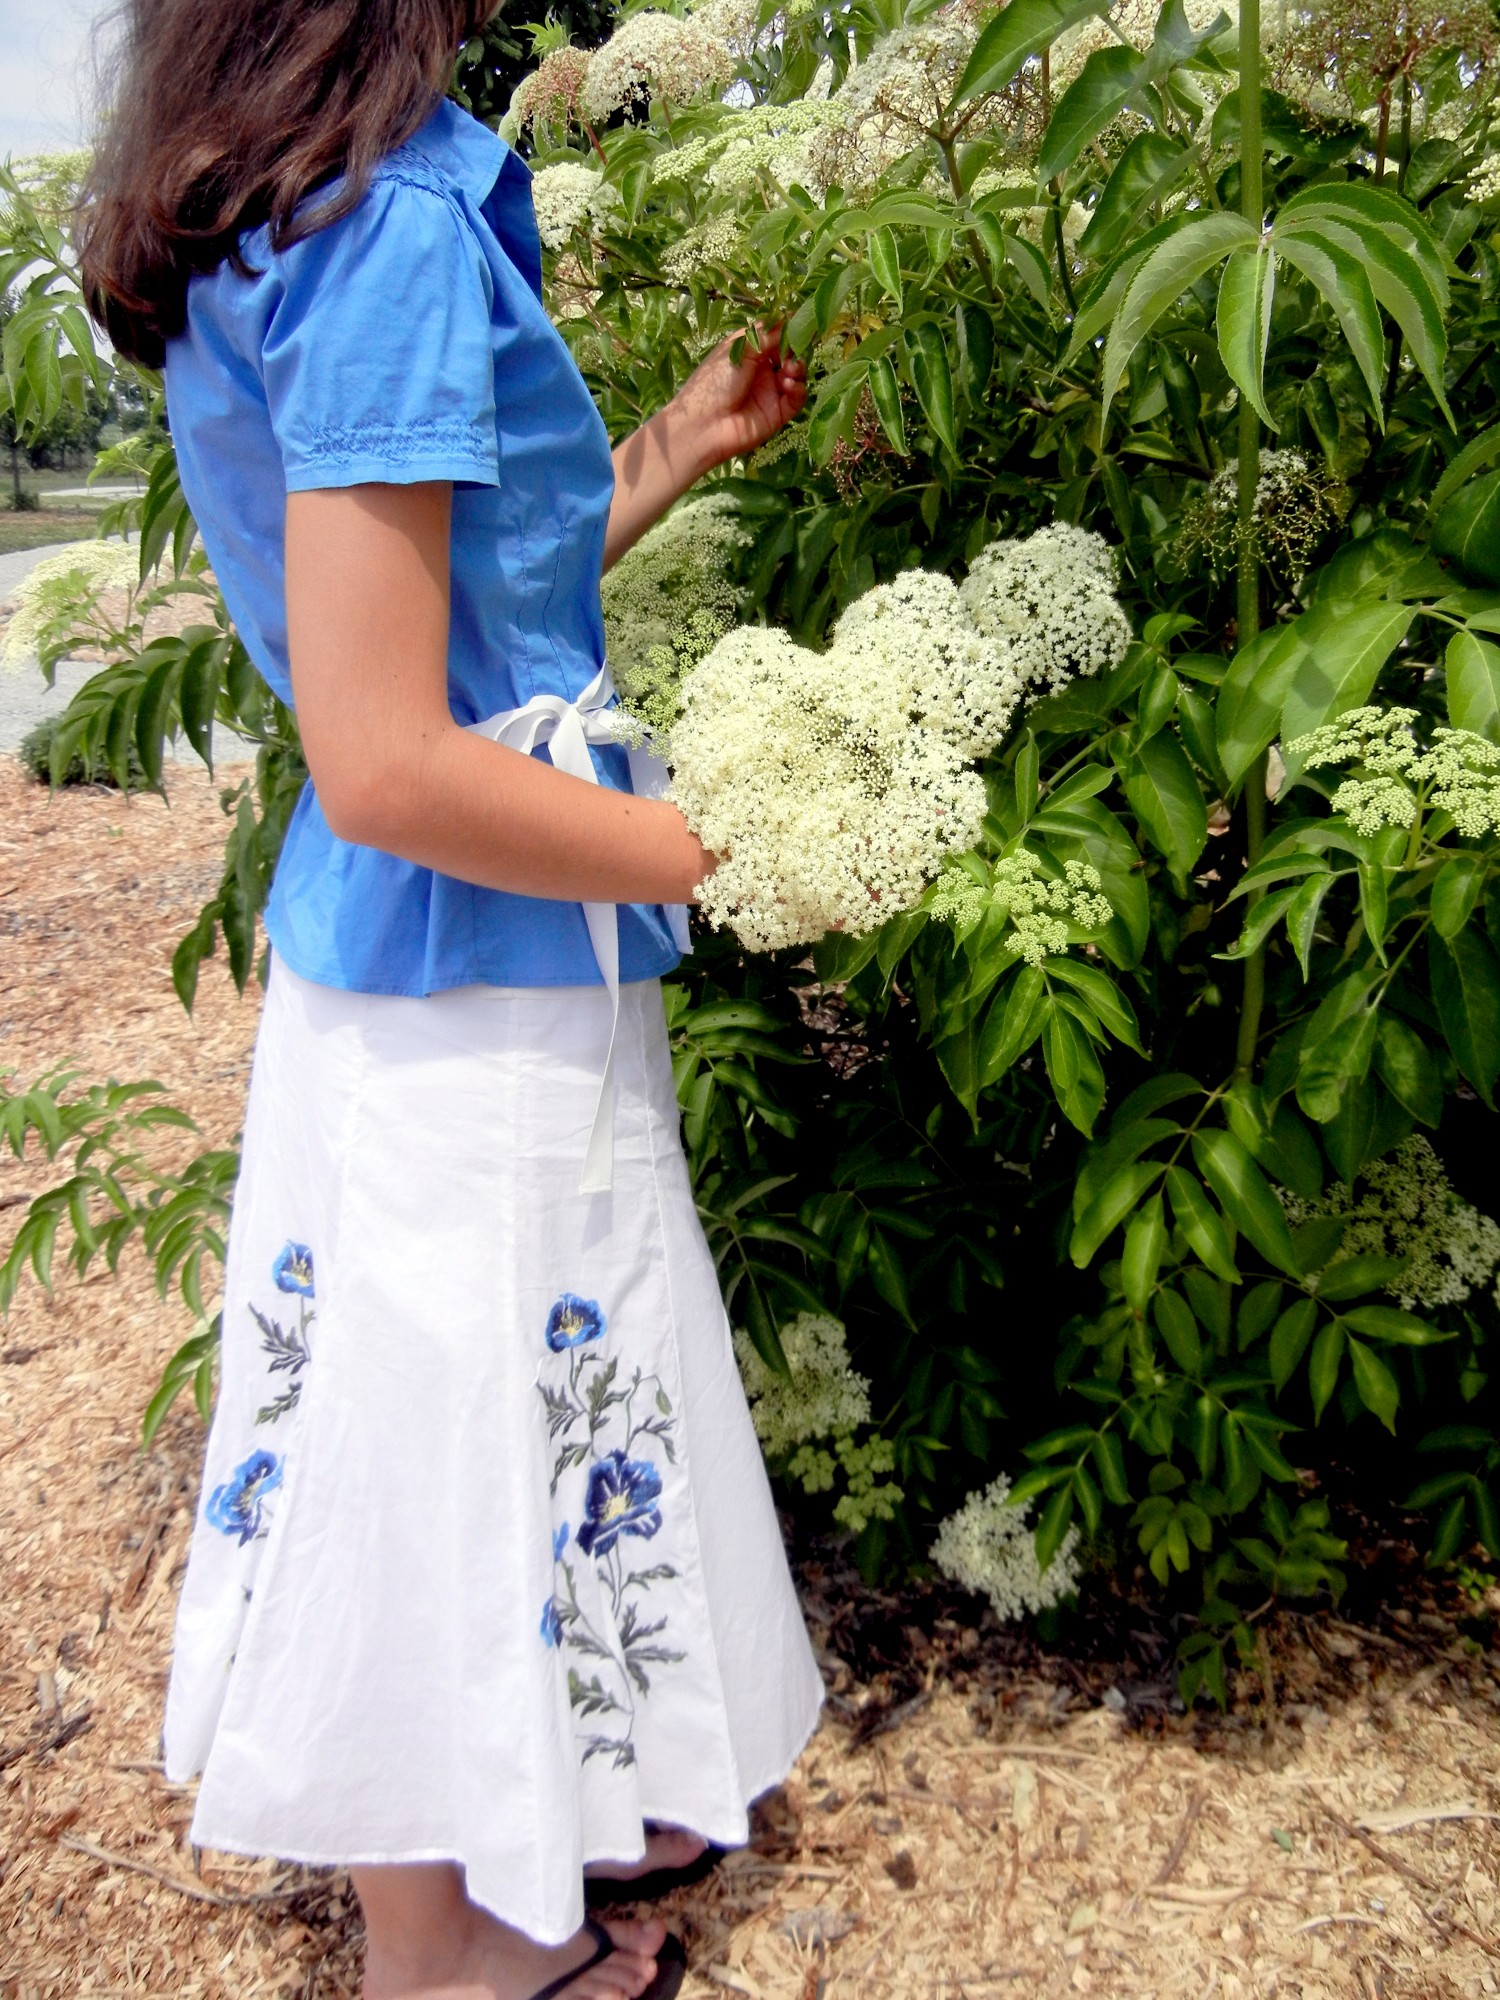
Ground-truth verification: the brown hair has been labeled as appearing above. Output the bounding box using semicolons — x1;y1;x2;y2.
78;0;495;368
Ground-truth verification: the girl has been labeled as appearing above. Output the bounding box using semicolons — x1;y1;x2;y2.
78;4;825;1996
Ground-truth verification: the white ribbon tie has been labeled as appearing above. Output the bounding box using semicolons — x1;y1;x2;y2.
467;662;688;1194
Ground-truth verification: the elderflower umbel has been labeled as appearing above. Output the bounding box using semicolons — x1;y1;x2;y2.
931;1473;1082;1618
1284;1136;1500;1313
1179;451;1346;582
733;1313;873;1451
528;162;623;251
603;493;751;734
580;10;734;124
829;569;1025;759
503;44;592;137
960;524;1132;697
1;540;141;671
1288;708;1500;838
670;624;988;950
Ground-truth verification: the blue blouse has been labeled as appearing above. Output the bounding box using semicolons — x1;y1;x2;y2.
164;99;682;995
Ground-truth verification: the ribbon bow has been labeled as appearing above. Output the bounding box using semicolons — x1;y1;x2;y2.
467;663;687;1194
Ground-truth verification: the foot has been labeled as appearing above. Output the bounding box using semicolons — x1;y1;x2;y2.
364;1903;667;2000
583;1825;708;1885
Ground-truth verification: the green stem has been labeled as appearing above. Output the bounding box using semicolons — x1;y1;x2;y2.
1234;0;1267;1085
1050;184;1078;317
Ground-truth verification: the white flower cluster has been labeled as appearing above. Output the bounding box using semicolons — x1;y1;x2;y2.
733;1311;873;1453
960;523;1133;697
931;1473;1082;1619
1286;1136;1500;1313
661;212;745;281
670;622;990;949
650;101;842;196
1;540;140;671
528;161;623;250
602;493;750;734
797;14;1003;196
829;568;1025;759
579;10;735;125
502;44;592;138
1289;705;1500;838
1471;153;1500;204
930;851;1114;964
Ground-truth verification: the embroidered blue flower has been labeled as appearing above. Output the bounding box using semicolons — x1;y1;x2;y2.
576;1449;663;1558
206;1449;284;1545
273;1242;315;1297
553;1522;570;1561
540;1597;563;1646
545;1295;605;1351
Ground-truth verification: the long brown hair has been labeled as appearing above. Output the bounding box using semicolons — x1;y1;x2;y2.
78;0;494;368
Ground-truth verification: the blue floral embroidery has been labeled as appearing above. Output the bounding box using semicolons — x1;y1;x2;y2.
206;1450;283;1544
576;1450;663;1558
545;1294;606;1351
273;1242;315;1297
537;1294;684;1766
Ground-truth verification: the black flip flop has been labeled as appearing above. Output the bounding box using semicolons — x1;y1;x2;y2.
583;1841;726;1908
528;1917;687;2000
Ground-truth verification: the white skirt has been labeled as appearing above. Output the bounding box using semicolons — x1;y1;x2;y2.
163;959;825;1943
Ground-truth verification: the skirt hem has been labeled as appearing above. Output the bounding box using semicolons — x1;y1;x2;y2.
182;1682;825;1945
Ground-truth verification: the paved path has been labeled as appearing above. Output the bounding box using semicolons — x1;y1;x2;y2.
1;540;258;762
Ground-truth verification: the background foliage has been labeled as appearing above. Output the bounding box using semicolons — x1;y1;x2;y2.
6;0;1500;1701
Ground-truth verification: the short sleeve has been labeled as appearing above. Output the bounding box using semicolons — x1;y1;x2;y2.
262;174;501;493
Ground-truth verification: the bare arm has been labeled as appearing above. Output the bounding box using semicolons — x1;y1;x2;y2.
285;479;715;904
603;324;806;571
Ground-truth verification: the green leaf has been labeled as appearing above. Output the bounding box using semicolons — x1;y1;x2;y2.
1078;130;1193;262
1314;1254;1408;1302
1430;423;1500;517
1286;211;1452;426
978;964;1049;1085
1277;181;1449;302
1217;245;1277;430
1445;628;1500;740
1279;602;1414;761
1071;1160;1161;1267
1430;928;1500;1108
1270;1297;1318;1390
1123;1194;1167;1313
1191;1129;1303;1277
1373;1013;1444;1127
1046;958;1144;1052
867;224;903;310
1065;213;1195;358
1296;1006;1377;1125
1120;731;1208;885
1432;850;1487;940
1164;1165;1241;1283
1155;1287;1203;1374
908;321;957;457
1216;621;1308;789
1271;229;1387;420
1347;1337;1399;1431
954;0;1110;104
867;353;907;455
1341;1305;1453;1346
1034;1482;1078;1573
1308;1320;1344;1420
1286;872;1335;980
1044;1008;1106;1135
1100;213;1256;428
1432;470;1500;588
1038;44;1146;185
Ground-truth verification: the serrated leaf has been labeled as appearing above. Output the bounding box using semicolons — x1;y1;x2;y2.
1347;1336;1399;1431
1078;129;1193;262
953;0;1111;105
1164;1164;1241;1283
1120;730;1208;884
1191;1128;1303;1276
1217;245;1277;429
1430;927;1500;1108
1279;602;1414;764
1100;213;1256;427
1289;211;1452;426
1445;628;1500;739
1432;470;1500;587
1038;44;1147;184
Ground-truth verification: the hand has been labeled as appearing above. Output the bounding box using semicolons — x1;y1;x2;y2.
669;323;807;473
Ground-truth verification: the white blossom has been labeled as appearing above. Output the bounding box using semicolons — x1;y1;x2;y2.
931;1473;1082;1618
1285;1136;1500;1313
1;541;140;671
960;523;1132;697
504;44;593;136
733;1312;873;1453
1286;708;1500;838
669;623;989;950
528;161;623;250
580;10;735;124
603;493;750;734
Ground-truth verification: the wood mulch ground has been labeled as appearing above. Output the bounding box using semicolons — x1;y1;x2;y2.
2;753;1499;2000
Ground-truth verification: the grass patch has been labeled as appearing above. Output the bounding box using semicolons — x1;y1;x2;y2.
0;511;102;555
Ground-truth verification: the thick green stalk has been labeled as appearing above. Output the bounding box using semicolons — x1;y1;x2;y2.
1233;0;1267;1082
